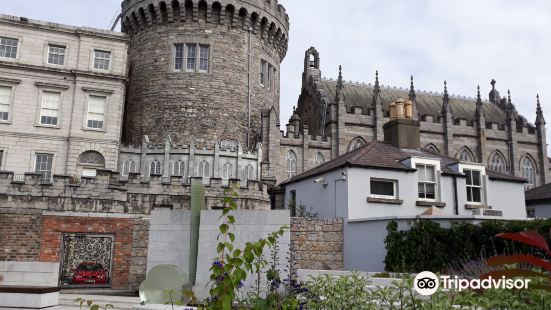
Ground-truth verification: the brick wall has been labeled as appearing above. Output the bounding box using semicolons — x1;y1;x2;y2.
0;209;43;261
39;215;138;289
290;217;343;273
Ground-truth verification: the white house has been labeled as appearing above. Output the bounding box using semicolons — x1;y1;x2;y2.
281;101;528;272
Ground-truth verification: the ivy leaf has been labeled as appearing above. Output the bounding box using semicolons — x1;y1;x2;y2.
228;232;236;242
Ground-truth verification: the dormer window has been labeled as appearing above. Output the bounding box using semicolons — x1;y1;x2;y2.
417;164;437;200
465;169;483;203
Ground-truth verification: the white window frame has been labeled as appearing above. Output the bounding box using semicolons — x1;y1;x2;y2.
221;162;233;179
459;163;487;205
0;148;5;170
417;164;438;201
0;82;17;123
47;44;66;66
286;150;297;178
198;45;209;73
38;90;61;127
174;44;184;71
33;152;55;183
370;178;398;199
85;95;107;130
0;36;19;60
520;156;537;190
244;164;255;180
92;49;112;71
172;43;210;73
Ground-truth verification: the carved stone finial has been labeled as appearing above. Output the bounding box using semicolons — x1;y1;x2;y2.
491;79;496;89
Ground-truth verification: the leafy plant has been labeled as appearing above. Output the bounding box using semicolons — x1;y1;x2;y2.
73;298;114;310
206;187;288;310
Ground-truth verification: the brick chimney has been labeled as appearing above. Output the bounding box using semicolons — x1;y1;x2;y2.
383;99;421;149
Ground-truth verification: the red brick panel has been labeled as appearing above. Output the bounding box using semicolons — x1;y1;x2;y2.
40;216;134;289
0;213;43;261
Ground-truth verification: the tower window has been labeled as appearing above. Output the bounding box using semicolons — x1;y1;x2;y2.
260;59;274;90
174;44;210;73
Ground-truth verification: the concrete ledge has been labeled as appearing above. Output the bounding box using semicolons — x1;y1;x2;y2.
367;197;404;205
0;291;59;308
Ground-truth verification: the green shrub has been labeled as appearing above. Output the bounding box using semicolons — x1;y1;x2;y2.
384;219;551;273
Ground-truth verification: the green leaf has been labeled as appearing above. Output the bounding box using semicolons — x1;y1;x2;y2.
222;295;232;310
225;242;234;252
87;300;93;307
228;232;236;242
219;223;229;234
217;242;225;253
90;305;99;310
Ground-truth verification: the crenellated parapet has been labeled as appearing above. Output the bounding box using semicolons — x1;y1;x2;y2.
120;0;289;60
0;170;270;213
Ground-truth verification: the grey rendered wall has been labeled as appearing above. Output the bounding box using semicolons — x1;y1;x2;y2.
147;209;290;300
531;203;551;218
284;168;349;219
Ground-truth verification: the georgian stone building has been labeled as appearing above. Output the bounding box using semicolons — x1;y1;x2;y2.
0;14;128;180
260;47;550;191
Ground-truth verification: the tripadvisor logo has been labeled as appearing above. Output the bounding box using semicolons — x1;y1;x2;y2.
414;271;531;296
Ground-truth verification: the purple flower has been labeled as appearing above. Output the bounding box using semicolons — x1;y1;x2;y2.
237;281;244;289
213;260;224;268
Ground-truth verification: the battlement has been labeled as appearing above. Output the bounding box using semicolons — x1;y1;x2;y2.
121;0;288;60
0;170;270;213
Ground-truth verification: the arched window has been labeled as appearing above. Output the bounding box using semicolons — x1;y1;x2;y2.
286;150;297;178
424;144;440;154
198;161;210;178
521;156;537;190
150;160;161;176
314;152;325;166
458;147;476;163
122;159;136;176
173;160;185;176
348;137;366;152
222;162;233;179
488;152;508;173
244;164;255;180
78;151;105;166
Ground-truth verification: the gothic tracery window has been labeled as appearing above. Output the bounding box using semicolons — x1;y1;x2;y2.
222;162;233;179
349;137;366;152
488;152;508;173
286;150;297;178
424;144;440;154
122;159;136;176
173;160;185;176
150;160;161;176
521;156;537;190
244;164;255;180
314;152;325;166
198;161;210;178
458;147;476;163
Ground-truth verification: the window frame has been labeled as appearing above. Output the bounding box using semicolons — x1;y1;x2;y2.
369;178;398;199
47;44;67;66
488;151;508;173
173;43;210;73
244;164;255;180
149;160;162;176
520;156;537;190
0;82;17;123
464;169;484;204
221;162;233;179
38;90;62;127
286;150;297;178
173;160;185;177
0;36;19;60
122;159;136;177
417;164;438;201
92;49;112;71
198;160;210;178
33;152;55;183
85;94;108;131
0;148;4;170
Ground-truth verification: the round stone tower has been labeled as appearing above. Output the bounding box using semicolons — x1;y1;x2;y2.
120;0;289;148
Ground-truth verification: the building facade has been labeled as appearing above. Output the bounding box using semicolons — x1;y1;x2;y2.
0;14;128;180
261;48;550;191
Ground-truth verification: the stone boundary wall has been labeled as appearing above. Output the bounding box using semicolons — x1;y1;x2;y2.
0;171;270;214
290;217;344;273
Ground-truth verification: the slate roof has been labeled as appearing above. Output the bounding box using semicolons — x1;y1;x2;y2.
319;80;532;126
525;183;551;203
281;141;526;185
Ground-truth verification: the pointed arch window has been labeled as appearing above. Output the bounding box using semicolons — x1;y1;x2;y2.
286;150;297;178
424;144;440;154
458;147;476;163
198;161;210;178
349;137;366;152
222;162;233;179
244;164;255;180
150;160;161;176
122;159;136;177
521;156;537;190
314;152;325;166
489;152;508;173
173;160;185;176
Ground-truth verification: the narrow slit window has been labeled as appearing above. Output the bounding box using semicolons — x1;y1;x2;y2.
174;44;184;70
199;45;209;72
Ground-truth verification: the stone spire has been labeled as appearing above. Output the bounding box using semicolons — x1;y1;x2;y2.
336;65;345;102
408;75;419;121
441;80;451;114
373;70;384;141
374;70;380;92
536;94;546;125
475;85;485;117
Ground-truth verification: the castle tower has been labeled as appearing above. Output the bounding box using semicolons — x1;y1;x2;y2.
120;0;289;149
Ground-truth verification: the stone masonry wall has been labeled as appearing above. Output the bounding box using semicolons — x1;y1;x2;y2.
0;209;43;261
128;217;150;290
290;217;343;273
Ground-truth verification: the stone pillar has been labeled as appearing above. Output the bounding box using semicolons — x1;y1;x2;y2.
214;141;220;178
140;137;149;177
189;139;196;180
302;125;309;173
163;137;171;179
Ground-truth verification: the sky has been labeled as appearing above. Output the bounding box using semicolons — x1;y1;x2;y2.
2;0;550;152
